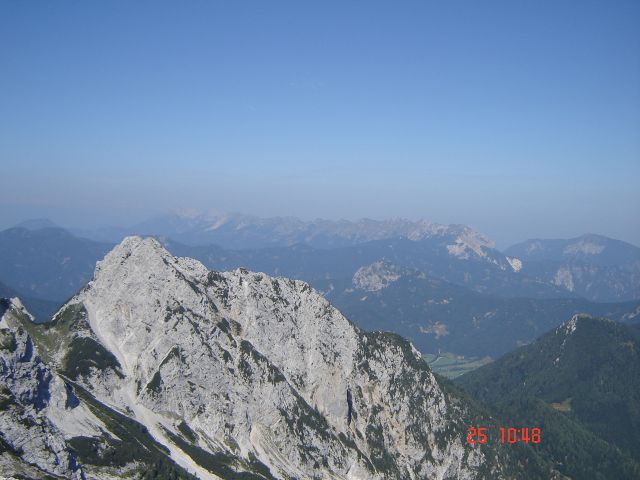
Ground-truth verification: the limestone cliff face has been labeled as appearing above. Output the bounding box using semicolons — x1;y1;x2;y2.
2;237;514;479
0;299;85;479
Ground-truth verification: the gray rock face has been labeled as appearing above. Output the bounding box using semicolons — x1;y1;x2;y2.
66;237;501;478
352;261;409;292
1;237;519;479
0;299;83;479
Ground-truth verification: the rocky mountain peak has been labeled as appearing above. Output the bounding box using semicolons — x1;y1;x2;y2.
558;313;616;338
94;235;209;283
445;226;495;260
15;237;512;479
0;238;527;478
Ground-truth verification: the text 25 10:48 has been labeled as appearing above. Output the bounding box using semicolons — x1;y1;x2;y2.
467;427;541;444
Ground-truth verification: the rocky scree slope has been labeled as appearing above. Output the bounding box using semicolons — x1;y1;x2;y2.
0;297;199;480
9;236;534;479
0;298;85;479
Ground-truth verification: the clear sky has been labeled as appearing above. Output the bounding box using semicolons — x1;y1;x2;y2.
1;1;639;247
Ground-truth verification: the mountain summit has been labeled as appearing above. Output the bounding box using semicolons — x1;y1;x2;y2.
457;314;640;478
2;236;529;479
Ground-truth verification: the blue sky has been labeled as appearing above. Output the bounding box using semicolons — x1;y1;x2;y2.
1;1;638;247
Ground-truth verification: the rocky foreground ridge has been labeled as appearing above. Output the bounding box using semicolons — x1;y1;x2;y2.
0;237;529;479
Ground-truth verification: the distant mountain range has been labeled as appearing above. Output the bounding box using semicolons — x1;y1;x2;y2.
0;226;112;302
72;212;500;250
162;236;575;300
1;217;567;305
316;261;640;357
1;216;638;358
506;234;640;266
505;234;640;302
457;315;640;479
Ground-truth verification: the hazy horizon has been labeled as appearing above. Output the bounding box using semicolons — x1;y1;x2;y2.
1;209;639;251
2;1;639;248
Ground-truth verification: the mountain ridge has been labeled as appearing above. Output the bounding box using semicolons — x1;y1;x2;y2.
505;234;640;266
505;234;640;302
72;212;497;251
457;314;640;479
2;236;535;479
318;261;640;357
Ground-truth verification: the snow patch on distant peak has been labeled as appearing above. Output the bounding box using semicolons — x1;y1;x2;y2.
506;257;523;272
352;260;404;291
